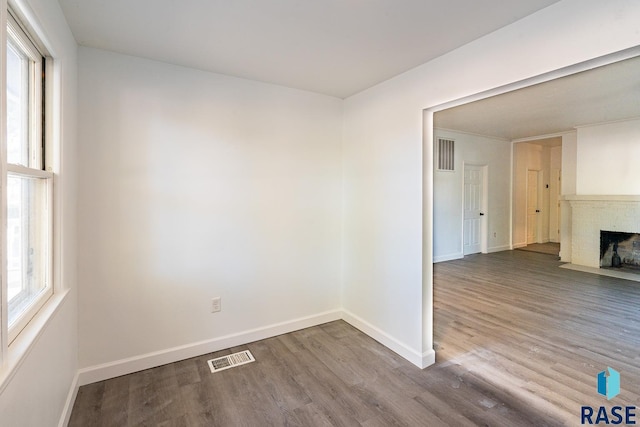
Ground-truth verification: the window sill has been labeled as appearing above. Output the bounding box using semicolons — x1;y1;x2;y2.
0;288;71;394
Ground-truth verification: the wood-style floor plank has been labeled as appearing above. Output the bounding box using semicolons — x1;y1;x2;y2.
69;250;640;426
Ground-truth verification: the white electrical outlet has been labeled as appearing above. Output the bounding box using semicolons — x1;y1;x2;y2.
211;297;221;313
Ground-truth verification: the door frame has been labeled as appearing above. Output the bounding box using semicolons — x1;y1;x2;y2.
526;168;543;244
549;168;561;243
462;162;489;255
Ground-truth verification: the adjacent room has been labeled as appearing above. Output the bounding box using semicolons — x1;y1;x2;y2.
429;51;640;425
433;53;640;264
1;0;639;425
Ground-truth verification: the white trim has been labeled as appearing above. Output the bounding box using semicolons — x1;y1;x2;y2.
60;308;434;421
563;194;640;202
6;10;41;60
58;371;79;427
481;164;488;253
434;127;510;142
573;115;640;130
76;309;342;386
422;110;435;368
341;310;433;369
0;288;70;394
512;242;527;249
424;46;640;115
511;130;574;144
433;252;463;263
7;1;49;55
509;136;514;252
487;245;511;253
421;348;436;368
435;246;510;259
6;163;53;178
0;0;8;368
72;308;434;387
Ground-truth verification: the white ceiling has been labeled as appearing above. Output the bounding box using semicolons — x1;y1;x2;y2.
435;54;640;141
57;0;561;98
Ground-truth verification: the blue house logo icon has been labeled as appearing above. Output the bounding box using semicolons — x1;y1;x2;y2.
580;367;633;424
597;367;620;400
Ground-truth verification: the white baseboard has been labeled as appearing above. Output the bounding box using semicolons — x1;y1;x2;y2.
76;309;341;386
65;308;435;423
421;348;436;368
434;246;511;259
58;372;79;427
513;242;527;249
341;310;432;369
433;252;463;263
487;245;510;253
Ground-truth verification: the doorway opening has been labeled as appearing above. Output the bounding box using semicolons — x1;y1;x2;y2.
425;46;640;371
512;137;562;256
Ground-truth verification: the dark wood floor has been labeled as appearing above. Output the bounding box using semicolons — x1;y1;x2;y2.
69;250;640;426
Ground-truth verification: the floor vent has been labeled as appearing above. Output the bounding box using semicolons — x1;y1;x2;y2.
207;350;255;373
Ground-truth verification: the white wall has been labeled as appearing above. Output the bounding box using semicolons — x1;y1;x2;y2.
549;145;562;242
433;129;511;262
560;131;577;261
576;118;640;194
561;132;578;195
512;143;527;247
550;146;562;170
342;0;640;364
0;1;638;424
0;0;78;425
77;48;343;370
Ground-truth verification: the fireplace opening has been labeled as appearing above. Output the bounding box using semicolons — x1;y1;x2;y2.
600;231;640;272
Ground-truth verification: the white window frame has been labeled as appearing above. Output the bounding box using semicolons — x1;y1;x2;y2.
3;8;53;345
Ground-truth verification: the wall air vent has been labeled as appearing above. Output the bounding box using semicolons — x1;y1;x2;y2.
437;137;455;171
207;350;255;373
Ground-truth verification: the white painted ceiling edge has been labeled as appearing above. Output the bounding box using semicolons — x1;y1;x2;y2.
434;51;640;141
57;0;561;98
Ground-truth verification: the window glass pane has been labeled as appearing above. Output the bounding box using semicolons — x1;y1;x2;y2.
6;38;30;166
7;175;49;326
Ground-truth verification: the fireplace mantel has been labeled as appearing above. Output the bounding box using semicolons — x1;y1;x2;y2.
563;194;640;202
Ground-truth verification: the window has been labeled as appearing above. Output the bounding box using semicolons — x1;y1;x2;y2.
5;10;52;343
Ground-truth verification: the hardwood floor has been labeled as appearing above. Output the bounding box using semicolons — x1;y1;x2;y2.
69;250;640;426
515;242;560;256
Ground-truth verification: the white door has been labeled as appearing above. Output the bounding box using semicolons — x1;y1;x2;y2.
549;169;561;242
527;170;540;244
557;171;561;242
463;165;484;255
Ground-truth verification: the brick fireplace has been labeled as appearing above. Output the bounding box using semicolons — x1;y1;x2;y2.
566;195;640;270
